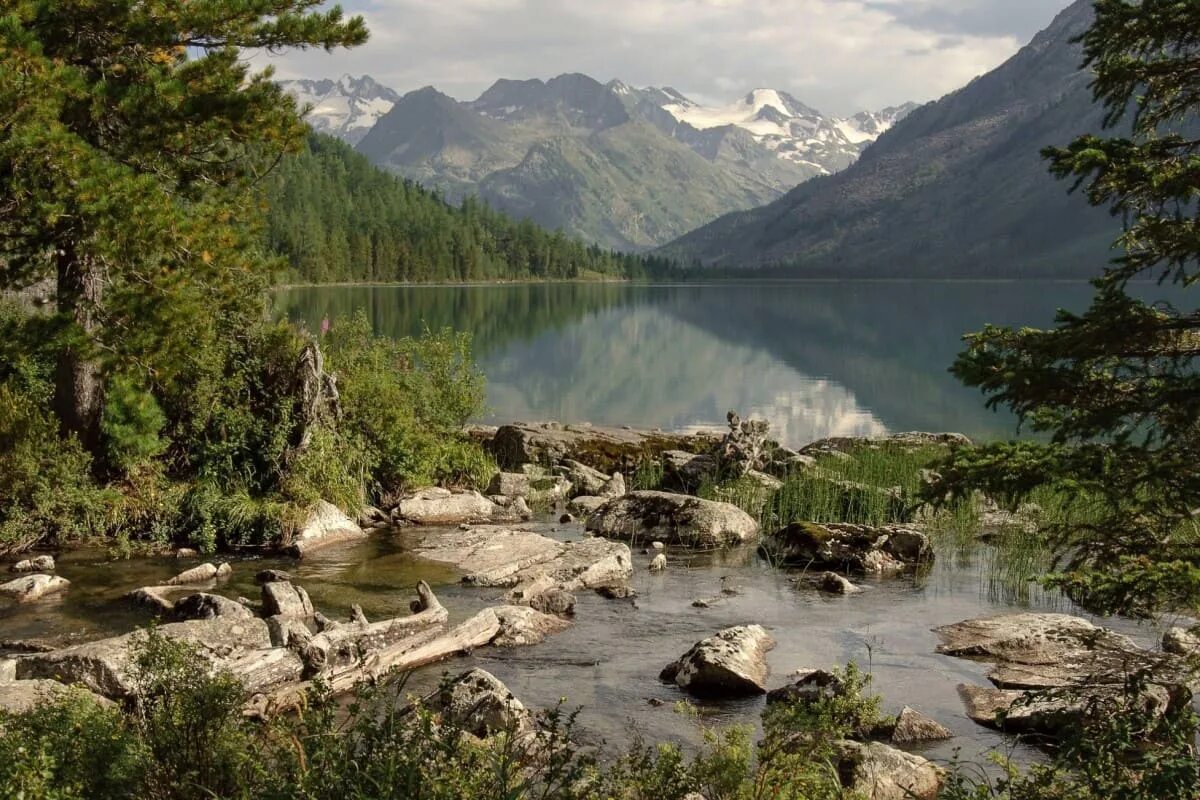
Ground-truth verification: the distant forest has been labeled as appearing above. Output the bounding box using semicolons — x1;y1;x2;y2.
265;134;677;283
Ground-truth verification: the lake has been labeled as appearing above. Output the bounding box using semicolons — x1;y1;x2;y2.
277;280;1121;445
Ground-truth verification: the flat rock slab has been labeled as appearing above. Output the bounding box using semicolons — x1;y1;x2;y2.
661;624;776;698
934;612;1166;689
491;422;720;473
289;500;367;556
764;523;930;573
0;574;69;603
0;680;114;714
956;682;1175;739
17;618;272;699
395;489;518;527
409;527;631;589
586;491;760;549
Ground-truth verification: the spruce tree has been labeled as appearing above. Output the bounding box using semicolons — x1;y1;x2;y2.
928;0;1200;615
0;1;366;453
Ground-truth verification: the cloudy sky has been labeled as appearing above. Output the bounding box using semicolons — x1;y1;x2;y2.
267;0;1074;116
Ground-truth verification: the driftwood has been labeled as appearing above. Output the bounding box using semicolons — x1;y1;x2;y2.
289;340;341;463
246;605;502;718
300;582;449;674
227;648;306;694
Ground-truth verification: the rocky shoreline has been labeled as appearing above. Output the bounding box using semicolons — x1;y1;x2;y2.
2;418;1196;800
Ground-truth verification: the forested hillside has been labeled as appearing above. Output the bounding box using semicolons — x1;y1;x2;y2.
265;134;673;283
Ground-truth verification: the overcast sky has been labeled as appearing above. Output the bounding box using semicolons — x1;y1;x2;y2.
266;0;1075;116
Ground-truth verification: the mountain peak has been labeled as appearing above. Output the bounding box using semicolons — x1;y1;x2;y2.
278;73;400;145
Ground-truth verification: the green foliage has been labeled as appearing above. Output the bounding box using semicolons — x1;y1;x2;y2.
924;0;1200;616
102;375;168;474
266;133;675;284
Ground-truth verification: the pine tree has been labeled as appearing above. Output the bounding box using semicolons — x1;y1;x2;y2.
0;1;366;453
928;0;1200;615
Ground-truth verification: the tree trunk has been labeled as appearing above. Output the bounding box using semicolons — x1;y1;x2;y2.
54;245;104;452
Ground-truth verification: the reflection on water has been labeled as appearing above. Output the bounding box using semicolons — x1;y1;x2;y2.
276;281;1135;445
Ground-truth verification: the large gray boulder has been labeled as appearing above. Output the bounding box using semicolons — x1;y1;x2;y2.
0;573;69;603
423;668;532;738
172;592;255;621
288;500;367;556
586;491;760;548
660;625;775;697
836;740;943;800
261;581;315;619
394;488;515;526
890;707;953;744
763;523;931;573
956;682;1177;738
16;618;272;699
10;555;55;573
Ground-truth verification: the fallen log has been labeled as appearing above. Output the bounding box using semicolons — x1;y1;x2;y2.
246;606;501;718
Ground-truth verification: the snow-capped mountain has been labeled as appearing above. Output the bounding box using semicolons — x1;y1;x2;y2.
279;75;401;145
658;88;918;175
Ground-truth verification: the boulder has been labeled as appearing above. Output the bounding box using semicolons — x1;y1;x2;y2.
172;592;255;621
568;495;608;516
599;471;627;498
164;562;223;586
662;450;717;491
660;625;775;697
0;658;14;681
10;555;55;573
529;588;576;617
818;572;862;595
127;585;180;614
490;422;720;473
409;527;632;590
487;472;532;499
586;491;760;549
766;668;842;706
836;740;943;800
492;605;571;647
0;680;114;714
289;501;367;556
763;523;931;573
0;573;69;603
1163;626;1200;656
934;613;1162;689
261;581;315;619
394;488;515;526
424;668;533;738
17;618;272;699
596;585;638;600
649;553;667;572
956;682;1177;739
559;460;611;497
890;707;953;744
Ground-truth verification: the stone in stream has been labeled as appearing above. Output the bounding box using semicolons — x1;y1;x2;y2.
835;740;943;800
261;581;315;619
0;573;69;603
408;526;632;590
763;523;931;573
529;588;576;617
288;500;366;557
394;488;519;526
10;555;55;573
423;668;533;739
1163;626;1200;656
660;625;775;698
492;606;571;647
127;585;181;614
817;571;862;595
890;707;953;744
956;682;1177;739
648;553;667;572
164;562;230;586
586;491;760;549
568;495;607;516
172;592;255;621
766;668;842;706
16;618;272;699
255;569;293;585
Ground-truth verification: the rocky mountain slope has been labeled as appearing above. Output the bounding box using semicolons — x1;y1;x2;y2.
279;75;401;145
660;0;1118;278
354;73;909;250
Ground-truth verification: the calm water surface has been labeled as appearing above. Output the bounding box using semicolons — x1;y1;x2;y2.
1;282;1181;772
277;280;1153;444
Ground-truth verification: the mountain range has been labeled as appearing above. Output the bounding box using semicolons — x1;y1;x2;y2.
278;75;401;145
283;73;912;250
659;0;1118;277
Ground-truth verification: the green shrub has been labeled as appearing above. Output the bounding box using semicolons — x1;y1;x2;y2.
102;374;168;474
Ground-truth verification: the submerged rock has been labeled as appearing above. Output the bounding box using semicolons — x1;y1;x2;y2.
586;491;760;549
649;553;667;572
763;523;931;573
289;501;367;556
661;625;775;698
0;573;69;603
10;555;55;573
836;740;943;800
165;562;229;586
817;572;862;595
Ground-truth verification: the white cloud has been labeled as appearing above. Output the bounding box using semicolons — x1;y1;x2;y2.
267;0;1072;116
